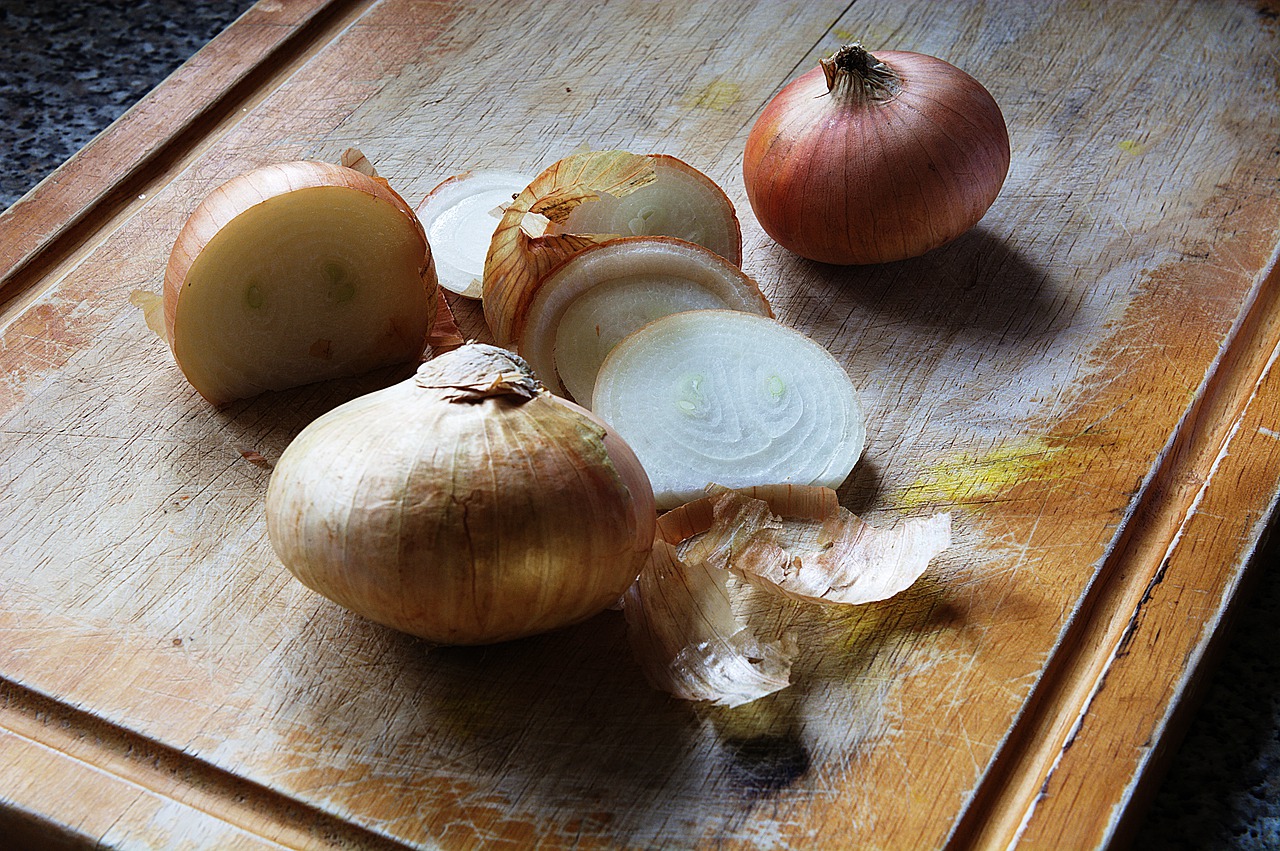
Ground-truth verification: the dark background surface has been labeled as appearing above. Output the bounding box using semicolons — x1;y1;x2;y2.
2;1;1278;847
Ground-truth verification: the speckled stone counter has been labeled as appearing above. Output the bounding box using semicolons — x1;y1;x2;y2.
2;2;1279;848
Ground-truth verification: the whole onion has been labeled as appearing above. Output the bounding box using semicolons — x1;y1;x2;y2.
743;43;1010;265
266;344;657;645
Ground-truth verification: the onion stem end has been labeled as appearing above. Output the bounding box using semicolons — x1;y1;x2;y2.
820;43;900;102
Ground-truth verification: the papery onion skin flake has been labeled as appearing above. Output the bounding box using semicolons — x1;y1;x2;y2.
624;485;951;707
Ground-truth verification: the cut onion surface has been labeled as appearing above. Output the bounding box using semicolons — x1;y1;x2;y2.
592;310;865;510
483;149;742;347
416;170;532;299
164;161;437;405
520;236;771;403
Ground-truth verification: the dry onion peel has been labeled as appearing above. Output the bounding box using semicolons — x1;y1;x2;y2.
671;485;952;605
129;289;167;342
623;539;794;708
339;147;378;177
743;43;1010;265
624;485;951;706
266;343;656;645
483;150;742;347
416;170;533;299
520;236;771;402
425;288;466;353
163;160;437;404
592;310;864;510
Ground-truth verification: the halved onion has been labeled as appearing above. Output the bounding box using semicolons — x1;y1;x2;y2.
164;161;437;405
592;310;864;509
624;485;951;706
482;150;742;347
416;170;532;299
519;236;771;402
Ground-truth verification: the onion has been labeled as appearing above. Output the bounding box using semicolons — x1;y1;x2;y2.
164;161;437;404
415;170;533;299
265;343;657;645
592;310;865;510
482;149;742;347
743;43;1010;265
555;154;742;261
518;236;771;402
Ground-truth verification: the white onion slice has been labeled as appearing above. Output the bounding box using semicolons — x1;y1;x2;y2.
520;237;771;402
416;171;532;299
592;311;864;510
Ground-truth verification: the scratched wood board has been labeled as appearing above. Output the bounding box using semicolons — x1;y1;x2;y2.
1;0;1279;848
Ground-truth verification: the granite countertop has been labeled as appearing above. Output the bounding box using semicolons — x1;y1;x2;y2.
2;1;1279;848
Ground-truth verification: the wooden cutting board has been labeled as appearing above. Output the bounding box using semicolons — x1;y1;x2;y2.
3;0;1279;847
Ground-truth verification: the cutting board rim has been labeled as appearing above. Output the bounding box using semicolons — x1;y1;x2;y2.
3;2;1280;848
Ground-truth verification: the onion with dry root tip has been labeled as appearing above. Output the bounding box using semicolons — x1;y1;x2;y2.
483;149;742;347
743;43;1010;265
163;160;437;404
265;343;657;646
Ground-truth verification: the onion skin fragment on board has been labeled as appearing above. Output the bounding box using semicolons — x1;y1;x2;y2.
622;485;951;707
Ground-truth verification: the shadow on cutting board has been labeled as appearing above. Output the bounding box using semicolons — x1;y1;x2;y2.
262;567;968;844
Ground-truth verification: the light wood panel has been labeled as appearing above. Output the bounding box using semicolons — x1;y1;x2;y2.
2;1;1278;847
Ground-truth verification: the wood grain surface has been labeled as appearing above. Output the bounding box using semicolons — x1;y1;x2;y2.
2;1;1279;848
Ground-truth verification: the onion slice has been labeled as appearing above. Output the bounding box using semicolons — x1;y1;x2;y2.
482;150;742;347
416;170;532;299
592;310;864;510
520;236;771;402
624;485;950;706
164;161;437;405
557;154;741;262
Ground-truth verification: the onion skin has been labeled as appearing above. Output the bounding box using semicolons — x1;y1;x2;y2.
265;344;657;646
743;45;1010;265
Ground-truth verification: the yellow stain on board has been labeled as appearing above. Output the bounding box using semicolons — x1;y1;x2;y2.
1118;139;1146;155
897;437;1064;509
680;79;743;112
